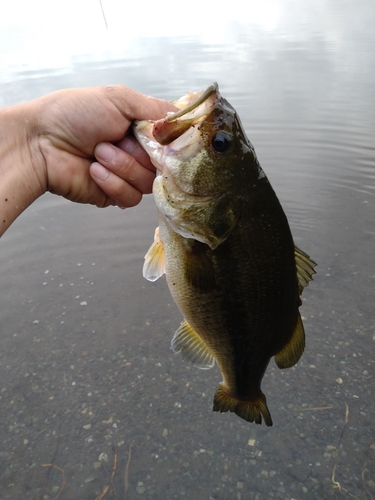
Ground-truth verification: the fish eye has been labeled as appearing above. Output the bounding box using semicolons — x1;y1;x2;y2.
211;131;232;153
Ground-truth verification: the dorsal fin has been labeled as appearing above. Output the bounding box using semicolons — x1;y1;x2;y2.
143;227;165;282
274;312;305;369
171;320;215;370
294;246;317;294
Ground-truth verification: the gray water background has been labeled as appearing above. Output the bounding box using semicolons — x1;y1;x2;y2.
0;1;374;498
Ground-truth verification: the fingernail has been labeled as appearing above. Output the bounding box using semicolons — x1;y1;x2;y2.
90;162;110;181
95;143;116;162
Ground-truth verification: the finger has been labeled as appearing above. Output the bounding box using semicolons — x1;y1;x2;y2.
98;85;178;121
116;136;156;172
89;161;143;208
94;142;155;194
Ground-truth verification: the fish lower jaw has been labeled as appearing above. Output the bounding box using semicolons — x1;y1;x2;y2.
213;383;273;427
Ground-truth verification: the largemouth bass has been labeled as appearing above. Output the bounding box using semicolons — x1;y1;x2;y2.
134;83;316;426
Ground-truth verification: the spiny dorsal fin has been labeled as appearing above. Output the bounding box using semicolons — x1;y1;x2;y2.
143;227;165;282
274;312;305;369
171;320;215;370
294;246;317;294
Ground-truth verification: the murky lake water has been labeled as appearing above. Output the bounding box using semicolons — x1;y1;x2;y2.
1;2;375;498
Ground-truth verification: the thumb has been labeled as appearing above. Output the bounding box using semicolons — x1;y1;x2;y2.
98;85;178;122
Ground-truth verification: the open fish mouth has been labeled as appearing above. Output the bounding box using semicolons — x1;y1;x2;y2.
166;82;218;121
152;82;219;145
133;82;219;156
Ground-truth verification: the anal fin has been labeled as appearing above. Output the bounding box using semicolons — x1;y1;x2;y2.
171;320;215;369
274;312;305;369
213;384;273;426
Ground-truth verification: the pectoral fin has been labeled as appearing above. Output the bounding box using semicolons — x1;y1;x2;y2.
182;240;216;292
274;313;305;369
171;320;215;369
143;227;165;282
294;246;317;294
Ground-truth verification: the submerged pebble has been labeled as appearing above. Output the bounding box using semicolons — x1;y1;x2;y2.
137;481;146;495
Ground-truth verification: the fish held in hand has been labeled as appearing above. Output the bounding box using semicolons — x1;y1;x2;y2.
133;82;316;426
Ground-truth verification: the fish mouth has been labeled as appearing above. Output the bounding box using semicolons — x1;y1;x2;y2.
134;82;219;153
167;82;218;121
153;82;218;145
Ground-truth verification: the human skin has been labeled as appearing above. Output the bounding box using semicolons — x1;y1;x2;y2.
0;85;176;236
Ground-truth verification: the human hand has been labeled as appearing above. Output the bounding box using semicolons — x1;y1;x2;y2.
91;135;157;209
30;85;176;208
0;85;177;236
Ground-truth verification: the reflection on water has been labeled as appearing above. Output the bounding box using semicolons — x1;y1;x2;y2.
1;1;375;498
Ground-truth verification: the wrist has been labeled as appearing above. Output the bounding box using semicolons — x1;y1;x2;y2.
0;102;46;236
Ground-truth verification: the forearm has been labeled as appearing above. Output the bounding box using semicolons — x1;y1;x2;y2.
0;103;45;236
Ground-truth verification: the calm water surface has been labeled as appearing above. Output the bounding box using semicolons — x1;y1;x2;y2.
0;2;374;499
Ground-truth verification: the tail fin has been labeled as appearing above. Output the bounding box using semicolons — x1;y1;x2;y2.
213;383;273;426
